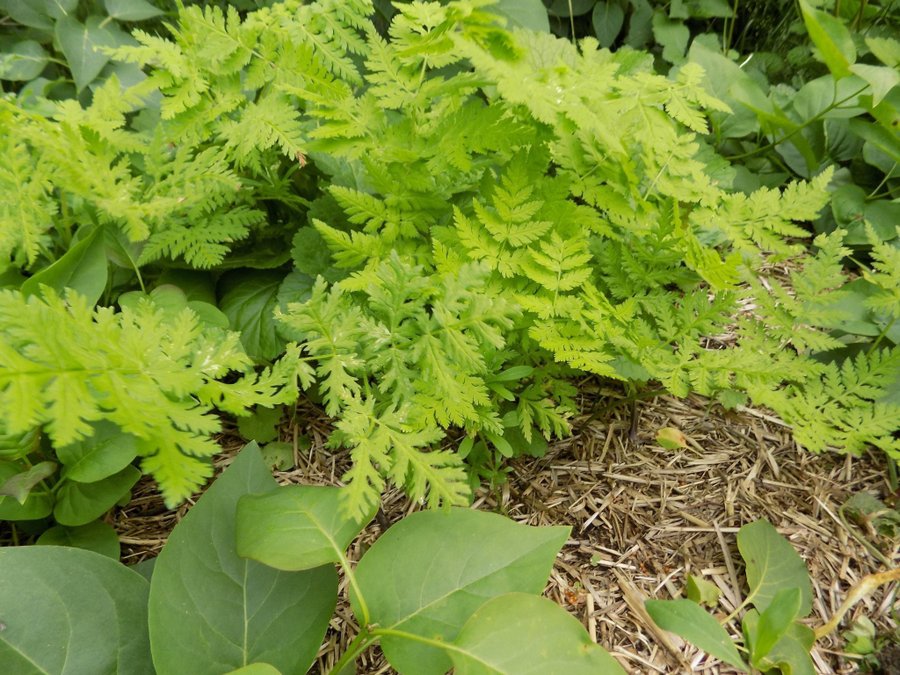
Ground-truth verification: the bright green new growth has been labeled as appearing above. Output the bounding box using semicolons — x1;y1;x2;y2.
0;289;303;504
1;0;897;516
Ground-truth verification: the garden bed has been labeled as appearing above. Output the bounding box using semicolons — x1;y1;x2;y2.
113;389;897;674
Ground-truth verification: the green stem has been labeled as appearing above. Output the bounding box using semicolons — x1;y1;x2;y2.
567;0;576;42
336;538;371;627
866;164;897;199
371;628;483;660
328;630;377;675
724;85;869;161
724;0;740;52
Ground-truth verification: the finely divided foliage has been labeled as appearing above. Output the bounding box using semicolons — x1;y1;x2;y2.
0;0;897;518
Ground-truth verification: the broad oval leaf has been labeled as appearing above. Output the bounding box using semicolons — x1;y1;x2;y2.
149;444;337;675
736;519;813;615
57;420;139;483
0;546;151;673
645;599;748;670
236;485;375;571
491;0;550;32
104;0;164;22
353;508;570;675
547;0;595;17
55;15;123;92
37;520;121;559
21;227;107;305
592;1;625;48
54;465;141;526
226;665;282;675
451;593;625;674
218;270;286;361
0;40;50;80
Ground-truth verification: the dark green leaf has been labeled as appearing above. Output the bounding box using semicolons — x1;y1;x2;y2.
41;0;78;19
21;227;108;305
237;405;283;444
37;520;121;559
291;227;338;280
219;270;286;361
451;593;625;674
737;519;813;615
57;420;139;483
646;599;748;670
0;40;50;80
104;0;164;22
0;546;151;673
237;485;375;571
55;15;123;92
156;270;217;304
547;0;595;17
592;1;625;48
652;11;689;64
149;444;337;675
624;0;653;47
491;0;550;32
353;509;570;675
0;0;53;29
54;465;141;526
260;441;294;470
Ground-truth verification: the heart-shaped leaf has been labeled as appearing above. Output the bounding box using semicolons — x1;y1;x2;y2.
353;508;570;675
236;485;375;571
149;444;337;675
451;593;625;674
0;546;151;673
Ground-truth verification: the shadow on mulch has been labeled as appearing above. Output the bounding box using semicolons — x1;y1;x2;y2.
98;387;899;674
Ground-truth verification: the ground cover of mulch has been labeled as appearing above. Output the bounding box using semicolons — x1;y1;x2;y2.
114;383;899;674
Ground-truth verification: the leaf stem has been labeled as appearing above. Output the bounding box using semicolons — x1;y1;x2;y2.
336;548;371;627
724;85;869;162
371;627;487;662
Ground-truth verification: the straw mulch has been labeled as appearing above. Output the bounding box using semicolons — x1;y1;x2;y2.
114;386;898;674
